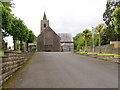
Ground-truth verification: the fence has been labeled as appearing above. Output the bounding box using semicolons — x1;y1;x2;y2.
0;51;34;87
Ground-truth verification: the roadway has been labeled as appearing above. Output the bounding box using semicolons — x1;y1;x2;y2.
9;52;118;88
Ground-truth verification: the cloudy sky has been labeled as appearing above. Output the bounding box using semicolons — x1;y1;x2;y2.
6;0;107;46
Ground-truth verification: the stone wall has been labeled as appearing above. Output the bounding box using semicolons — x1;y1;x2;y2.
0;51;34;87
110;41;120;48
83;44;120;54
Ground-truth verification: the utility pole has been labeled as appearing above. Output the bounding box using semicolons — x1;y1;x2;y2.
92;27;95;52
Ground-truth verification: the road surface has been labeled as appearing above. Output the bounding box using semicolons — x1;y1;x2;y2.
9;52;118;88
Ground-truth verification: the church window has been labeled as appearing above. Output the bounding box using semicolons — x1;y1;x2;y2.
44;24;46;27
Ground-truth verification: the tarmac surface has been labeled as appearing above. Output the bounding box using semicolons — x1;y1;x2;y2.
10;52;118;88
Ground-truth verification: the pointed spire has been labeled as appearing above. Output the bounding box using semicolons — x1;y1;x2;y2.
43;12;47;20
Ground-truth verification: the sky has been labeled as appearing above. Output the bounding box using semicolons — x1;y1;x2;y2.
5;0;107;47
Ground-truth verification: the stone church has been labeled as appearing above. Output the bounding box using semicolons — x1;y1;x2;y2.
37;12;74;52
37;12;61;52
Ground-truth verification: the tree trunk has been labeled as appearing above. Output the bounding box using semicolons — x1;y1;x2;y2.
26;42;28;51
99;34;101;53
13;39;17;51
85;39;87;52
0;29;2;51
20;40;23;51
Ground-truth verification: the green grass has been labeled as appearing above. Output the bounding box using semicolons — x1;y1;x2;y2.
77;51;120;58
97;53;114;56
87;52;98;54
0;51;4;55
79;52;87;54
12;51;22;53
114;55;120;58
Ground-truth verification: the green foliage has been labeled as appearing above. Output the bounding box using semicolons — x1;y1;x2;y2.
103;1;120;41
103;0;120;26
1;3;13;35
16;42;20;50
31;47;36;51
82;29;92;51
27;30;36;43
95;24;104;52
73;33;85;51
95;24;104;34
73;29;92;51
112;6;120;35
82;29;92;40
1;0;14;11
15;19;28;42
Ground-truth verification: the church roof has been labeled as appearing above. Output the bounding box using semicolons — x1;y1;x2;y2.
58;33;73;42
43;12;47;20
40;26;60;39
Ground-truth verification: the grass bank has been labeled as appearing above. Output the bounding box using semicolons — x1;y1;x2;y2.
76;51;120;58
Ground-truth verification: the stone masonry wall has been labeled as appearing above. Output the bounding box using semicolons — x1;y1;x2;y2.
83;44;120;54
0;51;34;87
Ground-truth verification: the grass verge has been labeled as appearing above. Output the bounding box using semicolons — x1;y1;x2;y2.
0;51;4;55
76;51;120;58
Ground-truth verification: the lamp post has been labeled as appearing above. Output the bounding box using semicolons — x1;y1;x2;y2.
92;27;95;52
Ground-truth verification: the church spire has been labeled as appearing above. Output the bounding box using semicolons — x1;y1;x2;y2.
43;12;47;20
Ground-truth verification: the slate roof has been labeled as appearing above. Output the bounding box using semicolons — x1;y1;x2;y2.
57;33;73;42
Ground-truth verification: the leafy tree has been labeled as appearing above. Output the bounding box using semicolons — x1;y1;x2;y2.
73;33;85;51
82;29;92;52
112;6;120;41
11;18;28;51
103;0;120;41
1;0;14;12
26;30;36;51
95;24;104;53
103;0;120;27
1;2;13;36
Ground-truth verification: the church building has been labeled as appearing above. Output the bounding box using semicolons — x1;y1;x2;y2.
37;12;61;52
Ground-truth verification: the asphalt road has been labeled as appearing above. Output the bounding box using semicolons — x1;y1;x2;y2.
10;52;118;88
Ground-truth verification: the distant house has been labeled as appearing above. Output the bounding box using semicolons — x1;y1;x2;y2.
37;12;74;52
58;33;74;52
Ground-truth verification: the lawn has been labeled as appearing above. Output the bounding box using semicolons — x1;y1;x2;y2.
12;51;22;53
0;51;4;55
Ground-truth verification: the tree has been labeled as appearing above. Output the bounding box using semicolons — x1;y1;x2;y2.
112;6;120;41
1;0;14;12
26;30;36;51
18;22;29;51
10;16;21;50
103;0;120;27
95;24;104;53
1;2;13;36
82;29;92;52
73;33;85;51
11;18;29;51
